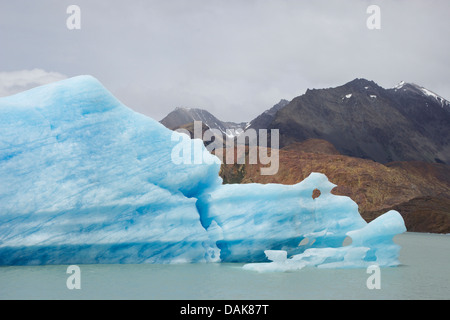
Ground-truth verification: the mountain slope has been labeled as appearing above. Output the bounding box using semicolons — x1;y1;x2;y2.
247;99;290;130
267;78;450;164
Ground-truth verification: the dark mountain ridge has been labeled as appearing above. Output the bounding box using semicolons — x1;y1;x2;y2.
268;78;450;163
247;99;290;131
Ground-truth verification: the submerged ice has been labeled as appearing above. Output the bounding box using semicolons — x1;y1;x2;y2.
0;76;406;267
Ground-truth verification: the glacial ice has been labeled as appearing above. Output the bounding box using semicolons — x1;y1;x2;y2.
0;76;221;265
243;211;406;272
0;76;406;267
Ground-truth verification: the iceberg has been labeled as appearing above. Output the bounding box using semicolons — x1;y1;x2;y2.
0;76;406;267
0;76;221;265
243;211;406;272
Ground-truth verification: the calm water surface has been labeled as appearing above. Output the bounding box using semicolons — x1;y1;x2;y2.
0;232;449;300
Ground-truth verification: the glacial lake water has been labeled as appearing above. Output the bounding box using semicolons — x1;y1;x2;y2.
0;232;449;300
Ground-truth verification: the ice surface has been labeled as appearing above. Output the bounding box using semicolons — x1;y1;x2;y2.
197;173;370;262
0;76;406;267
243;211;406;272
0;76;221;265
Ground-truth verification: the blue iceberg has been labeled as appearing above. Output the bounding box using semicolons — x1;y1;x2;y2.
0;76;406;267
243;210;406;272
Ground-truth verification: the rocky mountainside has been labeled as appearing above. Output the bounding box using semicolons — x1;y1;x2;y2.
268;78;450;164
218;140;450;233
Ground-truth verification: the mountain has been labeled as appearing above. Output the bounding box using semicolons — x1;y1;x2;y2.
160;79;450;164
160;107;247;137
159;99;291;138
246;99;290;130
267;78;450;164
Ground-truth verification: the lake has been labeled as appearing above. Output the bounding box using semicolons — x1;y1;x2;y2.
0;232;449;300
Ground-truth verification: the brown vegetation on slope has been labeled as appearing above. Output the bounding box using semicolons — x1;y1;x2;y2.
217;139;450;233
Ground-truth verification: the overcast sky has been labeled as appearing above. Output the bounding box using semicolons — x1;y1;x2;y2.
0;0;449;122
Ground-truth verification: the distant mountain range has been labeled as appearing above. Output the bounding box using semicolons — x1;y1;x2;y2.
160;99;291;139
161;78;450;164
160;78;450;233
160;107;247;138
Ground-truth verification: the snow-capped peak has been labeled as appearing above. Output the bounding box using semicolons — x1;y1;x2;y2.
393;81;449;109
419;87;445;103
413;84;449;108
394;81;406;90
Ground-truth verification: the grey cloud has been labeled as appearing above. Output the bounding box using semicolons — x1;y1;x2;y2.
0;69;67;97
1;0;449;122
